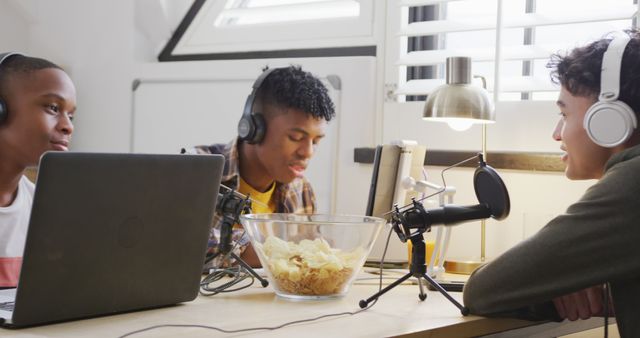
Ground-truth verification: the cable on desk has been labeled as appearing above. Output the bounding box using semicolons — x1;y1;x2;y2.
116;228;395;338
200;230;254;296
200;265;254;296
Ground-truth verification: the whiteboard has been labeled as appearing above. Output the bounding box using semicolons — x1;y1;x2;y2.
131;77;341;214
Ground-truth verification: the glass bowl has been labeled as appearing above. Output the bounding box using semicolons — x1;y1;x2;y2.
240;214;385;300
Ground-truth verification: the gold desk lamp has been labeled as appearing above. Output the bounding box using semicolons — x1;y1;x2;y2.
423;56;495;274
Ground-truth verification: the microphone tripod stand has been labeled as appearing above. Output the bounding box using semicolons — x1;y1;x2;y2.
204;189;268;288
359;200;469;316
359;233;469;316
360;153;511;314
359;233;469;315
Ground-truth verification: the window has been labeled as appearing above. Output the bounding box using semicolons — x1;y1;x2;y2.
215;0;360;26
394;0;639;102
160;0;375;60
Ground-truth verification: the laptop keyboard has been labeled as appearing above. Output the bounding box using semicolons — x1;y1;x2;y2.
0;302;14;311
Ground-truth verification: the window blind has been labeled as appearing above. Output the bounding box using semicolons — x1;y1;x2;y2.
396;0;639;101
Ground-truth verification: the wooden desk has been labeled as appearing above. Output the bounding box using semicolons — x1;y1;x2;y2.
0;271;604;338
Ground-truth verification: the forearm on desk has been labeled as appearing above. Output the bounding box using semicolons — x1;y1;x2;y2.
463;163;640;316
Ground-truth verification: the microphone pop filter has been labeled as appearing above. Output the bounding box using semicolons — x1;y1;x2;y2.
473;163;510;220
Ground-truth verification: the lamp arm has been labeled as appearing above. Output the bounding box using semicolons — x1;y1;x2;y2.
473;75;488;90
401;176;457;197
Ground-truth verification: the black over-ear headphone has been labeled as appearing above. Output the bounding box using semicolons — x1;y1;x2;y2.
583;34;637;147
237;67;277;144
0;52;24;125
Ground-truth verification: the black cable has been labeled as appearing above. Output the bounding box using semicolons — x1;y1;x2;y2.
202;185;267;295
117;308;367;338
377;227;395;290
199;266;254;296
381;154;479;217
603;282;609;338
117;222;396;338
200;229;254;296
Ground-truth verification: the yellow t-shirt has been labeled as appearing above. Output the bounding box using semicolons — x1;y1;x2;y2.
238;177;276;215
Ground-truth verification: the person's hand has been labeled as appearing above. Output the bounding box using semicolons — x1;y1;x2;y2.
552;285;614;320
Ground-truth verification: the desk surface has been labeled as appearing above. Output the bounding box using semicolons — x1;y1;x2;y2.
0;270;603;338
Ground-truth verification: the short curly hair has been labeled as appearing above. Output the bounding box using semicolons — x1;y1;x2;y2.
0;54;63;98
547;29;640;115
256;65;335;122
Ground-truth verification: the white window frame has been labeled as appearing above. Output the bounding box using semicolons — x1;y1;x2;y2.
169;0;376;56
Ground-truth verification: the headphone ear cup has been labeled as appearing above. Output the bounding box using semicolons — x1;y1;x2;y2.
0;99;7;125
237;114;255;142
584;100;637;147
239;68;276;144
251;113;266;144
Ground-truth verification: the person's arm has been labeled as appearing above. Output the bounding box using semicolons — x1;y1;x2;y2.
552;285;614;320
463;159;640;318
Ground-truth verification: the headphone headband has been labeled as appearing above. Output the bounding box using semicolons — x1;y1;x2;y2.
240;68;277;120
599;34;631;102
0;52;24;66
583;33;637;148
238;67;279;144
0;52;25;125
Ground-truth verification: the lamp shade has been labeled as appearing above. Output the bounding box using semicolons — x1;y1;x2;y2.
423;57;494;130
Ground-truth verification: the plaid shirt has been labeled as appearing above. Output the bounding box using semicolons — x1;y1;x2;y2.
193;138;316;268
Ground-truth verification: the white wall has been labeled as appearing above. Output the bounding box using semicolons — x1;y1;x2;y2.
21;0;135;152
0;0;594;264
0;0;382;216
0;1;30;51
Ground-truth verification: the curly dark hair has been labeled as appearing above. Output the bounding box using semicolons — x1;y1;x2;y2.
256;65;335;122
0;54;63;97
547;29;640;115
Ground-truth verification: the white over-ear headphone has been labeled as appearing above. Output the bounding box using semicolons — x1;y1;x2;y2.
583;34;637;148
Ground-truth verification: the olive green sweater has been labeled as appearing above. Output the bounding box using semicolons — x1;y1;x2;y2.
464;144;640;337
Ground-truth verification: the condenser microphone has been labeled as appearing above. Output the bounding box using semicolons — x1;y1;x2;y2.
392;154;510;242
216;191;250;216
401;204;492;228
214;188;252;255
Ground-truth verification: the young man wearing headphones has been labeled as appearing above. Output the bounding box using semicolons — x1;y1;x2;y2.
463;30;640;337
191;65;335;268
0;53;76;287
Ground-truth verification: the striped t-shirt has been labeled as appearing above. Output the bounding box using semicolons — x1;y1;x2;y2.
0;176;34;287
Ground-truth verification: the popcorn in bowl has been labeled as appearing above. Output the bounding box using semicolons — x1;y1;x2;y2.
240;214;385;300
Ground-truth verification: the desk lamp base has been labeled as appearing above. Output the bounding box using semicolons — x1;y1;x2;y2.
444;258;485;275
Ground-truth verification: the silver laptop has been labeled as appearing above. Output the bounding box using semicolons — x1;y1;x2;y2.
0;152;223;327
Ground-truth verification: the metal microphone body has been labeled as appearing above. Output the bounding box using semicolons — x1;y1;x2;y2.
216;192;247;215
403;204;492;228
214;189;252;255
